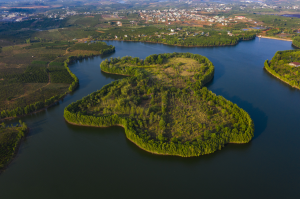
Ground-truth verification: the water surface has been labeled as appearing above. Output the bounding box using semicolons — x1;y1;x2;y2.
0;38;299;199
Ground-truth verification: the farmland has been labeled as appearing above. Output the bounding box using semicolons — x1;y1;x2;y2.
0;40;115;119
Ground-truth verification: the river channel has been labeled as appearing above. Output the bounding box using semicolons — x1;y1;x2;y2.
0;38;299;198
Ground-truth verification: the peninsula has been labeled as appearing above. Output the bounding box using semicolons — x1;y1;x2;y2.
0;121;28;173
265;50;300;89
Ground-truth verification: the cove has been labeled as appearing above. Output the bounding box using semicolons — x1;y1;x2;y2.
0;38;299;199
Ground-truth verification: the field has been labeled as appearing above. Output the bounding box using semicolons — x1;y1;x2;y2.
0;40;115;118
0;43;68;112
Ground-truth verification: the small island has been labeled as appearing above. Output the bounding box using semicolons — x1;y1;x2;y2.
64;53;254;157
264;50;300;89
0;121;28;173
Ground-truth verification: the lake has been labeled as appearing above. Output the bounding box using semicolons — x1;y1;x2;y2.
0;38;299;198
282;14;300;18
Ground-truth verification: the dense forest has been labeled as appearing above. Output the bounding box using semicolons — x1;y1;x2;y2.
265;50;300;89
70;41;115;54
64;52;254;157
0;121;28;171
98;27;256;47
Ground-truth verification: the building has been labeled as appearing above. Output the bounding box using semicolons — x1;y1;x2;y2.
289;62;300;67
117;21;122;26
235;16;246;20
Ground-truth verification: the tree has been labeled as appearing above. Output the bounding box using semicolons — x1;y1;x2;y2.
159;118;166;129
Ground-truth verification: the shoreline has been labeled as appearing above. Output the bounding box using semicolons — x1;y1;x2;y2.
64;119;190;156
264;66;300;90
101;69;132;76
65;118;249;157
100;37;255;48
0;128;29;175
0;49;116;121
0;94;69;122
64;119;175;156
292;43;300;49
258;36;292;42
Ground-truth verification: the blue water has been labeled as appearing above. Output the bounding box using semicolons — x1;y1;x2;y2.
0;38;299;198
282;14;300;18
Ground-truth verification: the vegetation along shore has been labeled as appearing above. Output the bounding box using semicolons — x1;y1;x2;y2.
0;121;28;174
264;50;300;90
0;41;115;120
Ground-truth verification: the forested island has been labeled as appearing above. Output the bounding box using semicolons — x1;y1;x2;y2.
64;53;254;157
264;50;300;89
0;121;28;173
0;41;115;120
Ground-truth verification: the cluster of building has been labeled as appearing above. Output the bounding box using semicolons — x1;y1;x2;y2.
0;11;32;22
282;6;299;10
45;9;102;20
45;10;78;20
139;8;252;26
239;1;299;10
139;6;233;23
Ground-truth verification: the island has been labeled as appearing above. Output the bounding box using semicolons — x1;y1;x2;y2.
264;50;300;89
0;41;115;120
64;53;254;157
0;121;28;173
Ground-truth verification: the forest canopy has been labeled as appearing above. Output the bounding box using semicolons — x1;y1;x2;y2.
64;52;254;157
